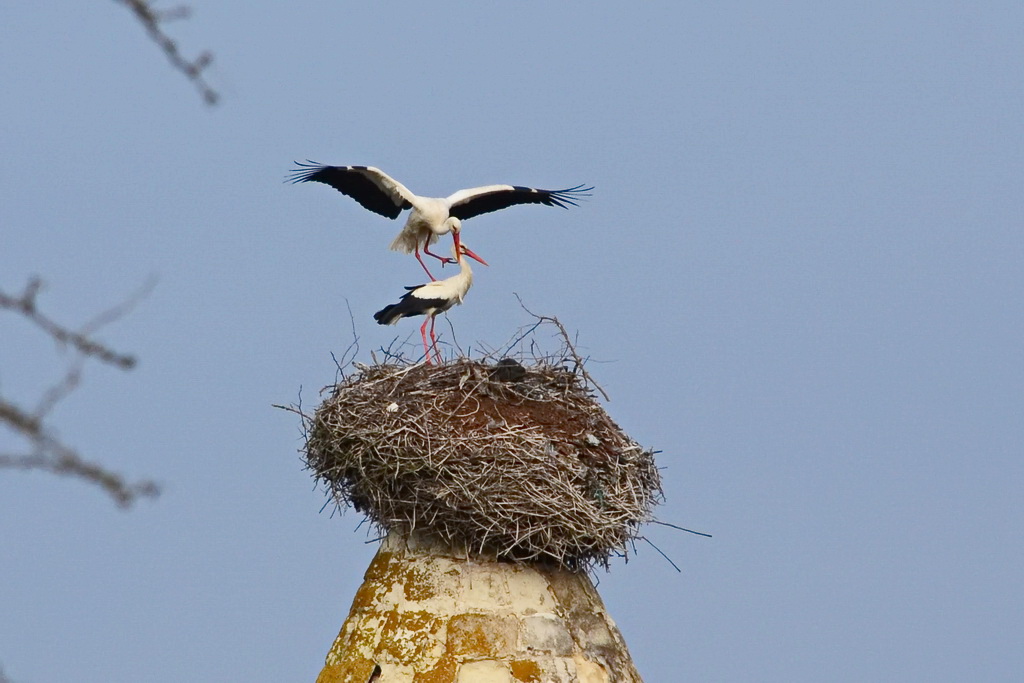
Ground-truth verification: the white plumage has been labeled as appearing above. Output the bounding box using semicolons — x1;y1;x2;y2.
374;243;489;364
289;162;590;279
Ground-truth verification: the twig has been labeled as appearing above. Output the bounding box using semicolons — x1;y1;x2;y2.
499;320;544;358
32;357;85;420
0;277;158;507
639;535;681;573
651;519;712;538
115;0;219;105
0;450;159;508
79;274;157;338
443;313;466;362
328;310;360;383
513;293;611;401
0;277;138;369
331;299;361;381
272;401;313;422
0;395;159;507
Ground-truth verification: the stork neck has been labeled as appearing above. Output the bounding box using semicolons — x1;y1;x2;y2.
442;253;472;295
457;254;473;280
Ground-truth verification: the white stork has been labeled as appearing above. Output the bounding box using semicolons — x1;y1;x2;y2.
373;243;489;365
289;162;591;280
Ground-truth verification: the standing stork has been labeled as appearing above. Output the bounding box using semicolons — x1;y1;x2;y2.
373;243;488;365
289;162;591;280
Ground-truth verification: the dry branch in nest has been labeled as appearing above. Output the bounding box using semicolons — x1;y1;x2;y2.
301;356;663;570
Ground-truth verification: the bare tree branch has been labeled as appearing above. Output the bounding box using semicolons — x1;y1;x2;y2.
0;277;159;508
0;277;139;369
115;0;219;105
0;406;159;508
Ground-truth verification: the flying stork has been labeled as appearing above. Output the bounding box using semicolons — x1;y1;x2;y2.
373;242;489;365
289;162;591;280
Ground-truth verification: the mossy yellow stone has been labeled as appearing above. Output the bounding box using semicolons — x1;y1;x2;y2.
315;531;644;682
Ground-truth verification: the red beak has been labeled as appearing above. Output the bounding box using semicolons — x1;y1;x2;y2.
462;246;489;266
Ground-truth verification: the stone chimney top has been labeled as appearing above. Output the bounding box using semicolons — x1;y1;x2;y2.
317;532;643;683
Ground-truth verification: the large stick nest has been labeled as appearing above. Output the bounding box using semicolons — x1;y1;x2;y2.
303;357;663;570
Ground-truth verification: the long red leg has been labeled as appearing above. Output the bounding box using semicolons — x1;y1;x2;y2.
414;247;437;281
422;234;455;268
420;318;432;365
429;316;442;364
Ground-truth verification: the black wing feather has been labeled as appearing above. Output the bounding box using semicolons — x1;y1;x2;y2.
449;184;593;221
374;288;446;325
288;161;410;219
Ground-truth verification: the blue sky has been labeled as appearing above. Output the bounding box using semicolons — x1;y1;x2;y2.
2;2;1022;681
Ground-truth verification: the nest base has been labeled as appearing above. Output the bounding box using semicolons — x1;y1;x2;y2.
304;358;662;570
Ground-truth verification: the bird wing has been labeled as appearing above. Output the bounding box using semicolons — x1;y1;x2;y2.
374;282;449;325
406;280;449;299
288;162;416;219
446;184;593;220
